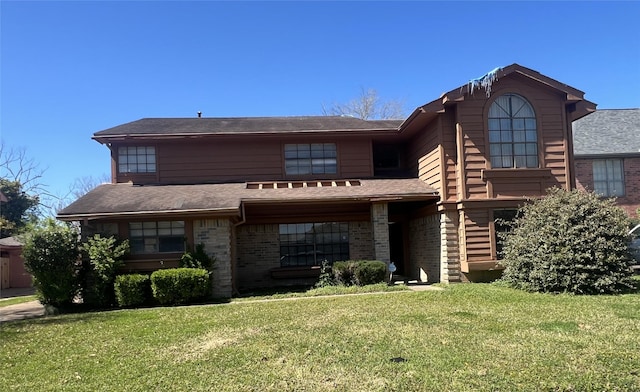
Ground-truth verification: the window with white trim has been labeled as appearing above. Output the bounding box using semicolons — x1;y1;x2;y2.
488;94;538;168
118;146;156;173
593;159;625;197
284;143;337;175
279;222;349;267
129;221;185;254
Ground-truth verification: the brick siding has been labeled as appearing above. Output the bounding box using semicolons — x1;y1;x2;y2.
371;202;390;264
349;221;374;260
408;214;440;283
194;219;233;298
575;157;640;218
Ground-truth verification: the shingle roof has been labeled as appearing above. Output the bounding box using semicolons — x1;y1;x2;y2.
93;116;403;141
573;109;640;156
0;236;23;247
57;179;438;220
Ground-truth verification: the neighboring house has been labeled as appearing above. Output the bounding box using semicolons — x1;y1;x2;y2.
573;108;640;218
0;236;31;289
58;64;596;297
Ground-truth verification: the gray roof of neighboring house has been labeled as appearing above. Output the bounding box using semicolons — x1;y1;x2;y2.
0;236;23;247
573;109;640;156
93;116;403;141
57;179;438;220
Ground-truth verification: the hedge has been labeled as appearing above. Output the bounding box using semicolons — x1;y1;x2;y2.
115;274;150;307
332;260;387;286
150;268;210;305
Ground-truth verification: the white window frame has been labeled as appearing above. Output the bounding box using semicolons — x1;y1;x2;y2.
593;159;625;197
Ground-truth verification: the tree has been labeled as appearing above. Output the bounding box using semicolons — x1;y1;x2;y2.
0;178;39;238
500;188;635;294
69;174;111;199
82;234;130;308
22;219;81;307
0;141;47;196
322;88;406;120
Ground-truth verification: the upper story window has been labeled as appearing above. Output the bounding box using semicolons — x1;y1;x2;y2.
488;94;538;168
593;159;625;197
284;143;337;175
129;221;185;254
118;146;156;173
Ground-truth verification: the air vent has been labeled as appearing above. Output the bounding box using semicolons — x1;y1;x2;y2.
246;180;361;189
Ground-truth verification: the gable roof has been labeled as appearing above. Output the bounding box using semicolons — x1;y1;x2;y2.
573;109;640;156
57;179;438;220
399;63;597;135
93;116;403;143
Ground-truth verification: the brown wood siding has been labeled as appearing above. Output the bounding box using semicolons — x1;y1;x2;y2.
441;110;458;201
338;139;373;178
455;75;572;201
409;118;445;197
462;209;492;262
114;137;374;185
158;139;284;184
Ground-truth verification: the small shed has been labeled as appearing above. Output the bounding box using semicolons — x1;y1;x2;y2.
0;236;32;289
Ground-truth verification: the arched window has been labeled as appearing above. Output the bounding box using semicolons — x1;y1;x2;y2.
488;94;538;168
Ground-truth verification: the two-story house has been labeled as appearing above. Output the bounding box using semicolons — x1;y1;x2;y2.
573;108;640;218
58;64;596;297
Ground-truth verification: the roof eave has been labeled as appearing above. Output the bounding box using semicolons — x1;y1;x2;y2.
57;207;240;221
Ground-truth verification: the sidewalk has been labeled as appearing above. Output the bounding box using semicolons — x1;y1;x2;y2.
0;287;45;323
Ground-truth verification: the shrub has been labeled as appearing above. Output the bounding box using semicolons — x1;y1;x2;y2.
500;188;635;294
22;219;81;307
82;234;129;308
332;261;356;285
114;274;150;307
179;243;215;270
150;268;210;305
333;260;387;286
314;259;335;288
354;260;387;285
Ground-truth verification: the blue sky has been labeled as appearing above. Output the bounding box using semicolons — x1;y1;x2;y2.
1;1;639;210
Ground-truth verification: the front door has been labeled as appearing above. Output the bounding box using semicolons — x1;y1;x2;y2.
389;223;405;276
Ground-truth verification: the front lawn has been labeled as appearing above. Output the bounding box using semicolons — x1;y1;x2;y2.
1;284;639;391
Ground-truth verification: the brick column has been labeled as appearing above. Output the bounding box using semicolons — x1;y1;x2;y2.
194;219;233;298
371;202;390;264
440;210;461;283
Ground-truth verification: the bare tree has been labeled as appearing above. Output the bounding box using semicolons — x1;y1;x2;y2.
322;88;406;120
69;174;111;198
0;140;47;196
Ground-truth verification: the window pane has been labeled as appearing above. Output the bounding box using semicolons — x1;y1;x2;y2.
488;94;536;170
513;119;525;130
279;222;349;266
284;143;337;175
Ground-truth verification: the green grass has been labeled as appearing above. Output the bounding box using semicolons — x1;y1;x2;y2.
1;284;639;391
0;295;36;308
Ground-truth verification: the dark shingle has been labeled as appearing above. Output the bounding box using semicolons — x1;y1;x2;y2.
573;109;640;156
93;116;403;138
57;179;438;220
